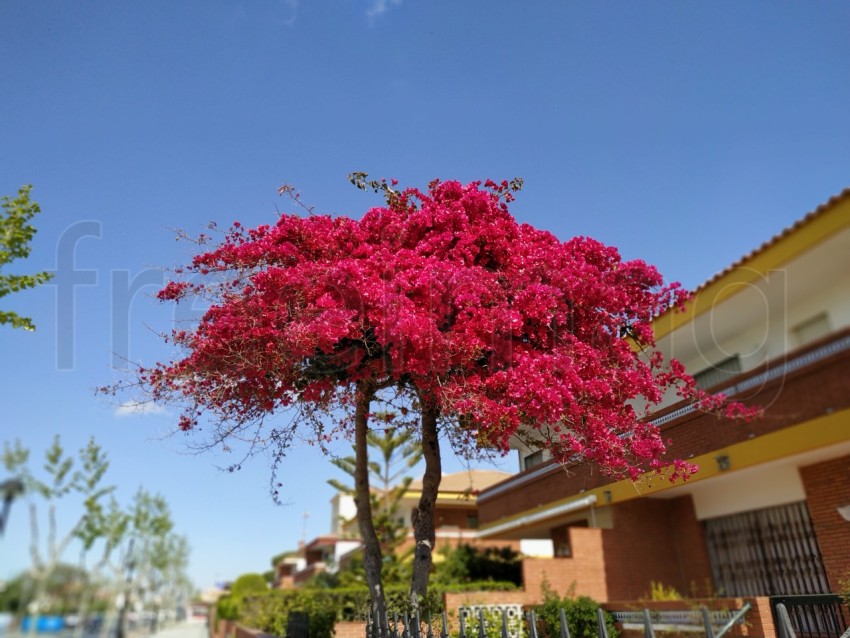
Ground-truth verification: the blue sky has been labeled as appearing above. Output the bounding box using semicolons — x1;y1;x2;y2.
1;1;849;590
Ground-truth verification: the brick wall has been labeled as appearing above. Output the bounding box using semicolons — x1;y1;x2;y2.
517;498;714;604
434;505;477;528
667;496;714;597
335;621;366;638
444;590;529;608
522;527;608;603
233;625;276;638
799;452;850;593
599;498;711;601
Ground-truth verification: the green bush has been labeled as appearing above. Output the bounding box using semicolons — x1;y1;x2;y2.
433;545;523;587
534;590;618;638
243;591;336;638
226;581;518;638
216;594;241;621
216;573;270;622
453;608;521;638
231;573;270;597
443;581;518;593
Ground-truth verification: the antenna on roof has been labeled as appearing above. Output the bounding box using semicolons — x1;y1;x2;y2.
301;510;310;546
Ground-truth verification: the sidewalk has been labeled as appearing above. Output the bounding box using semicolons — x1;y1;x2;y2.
136;623;208;638
2;624;209;638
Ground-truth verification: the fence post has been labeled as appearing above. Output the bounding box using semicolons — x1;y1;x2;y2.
596;609;609;638
478;609;487;638
774;603;797;638
559;607;571;638
642;609;656;638
459;610;467;638
441;611;449;638
700;606;715;638
527;610;539;638
500;608;509;638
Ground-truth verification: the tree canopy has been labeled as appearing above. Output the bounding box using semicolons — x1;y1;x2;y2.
132;177;757;613
145;178;747;477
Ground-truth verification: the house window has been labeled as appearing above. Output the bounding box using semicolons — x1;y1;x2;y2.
466;514;478;529
693;354;741;390
793;313;831;347
524;450;543;471
704;501;829;596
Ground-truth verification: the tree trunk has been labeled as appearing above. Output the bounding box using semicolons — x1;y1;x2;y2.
410;403;441;609
353;382;387;626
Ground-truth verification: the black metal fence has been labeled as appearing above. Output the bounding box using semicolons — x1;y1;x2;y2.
771;596;850;638
365;605;750;638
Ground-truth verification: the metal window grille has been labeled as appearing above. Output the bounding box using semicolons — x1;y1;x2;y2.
704;501;830;597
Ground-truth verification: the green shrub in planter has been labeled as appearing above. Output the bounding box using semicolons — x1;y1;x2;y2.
534;591;617;638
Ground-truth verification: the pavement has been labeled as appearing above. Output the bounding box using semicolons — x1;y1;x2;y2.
136;623;208;638
2;622;209;638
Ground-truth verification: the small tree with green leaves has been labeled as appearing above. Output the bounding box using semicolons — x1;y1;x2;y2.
73;496;131;638
112;488;189;636
1;436;112;632
1;185;52;331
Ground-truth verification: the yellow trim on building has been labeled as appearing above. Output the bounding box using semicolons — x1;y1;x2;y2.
652;195;850;341
479;407;850;535
404;490;476;504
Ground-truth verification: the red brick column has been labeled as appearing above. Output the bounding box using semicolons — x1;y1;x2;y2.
799;453;850;592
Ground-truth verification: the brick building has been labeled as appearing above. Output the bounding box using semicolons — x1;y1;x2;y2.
474;187;850;604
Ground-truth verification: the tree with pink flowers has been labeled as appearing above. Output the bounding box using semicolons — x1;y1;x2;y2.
132;176;756;616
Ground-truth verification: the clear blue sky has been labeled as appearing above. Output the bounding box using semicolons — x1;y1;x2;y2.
1;1;849;590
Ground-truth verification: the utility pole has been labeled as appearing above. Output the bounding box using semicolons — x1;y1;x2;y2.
301;511;310;546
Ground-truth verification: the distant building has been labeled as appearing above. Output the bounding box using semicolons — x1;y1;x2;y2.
275;469;517;588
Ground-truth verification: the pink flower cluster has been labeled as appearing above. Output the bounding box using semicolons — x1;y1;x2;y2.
143;179;758;480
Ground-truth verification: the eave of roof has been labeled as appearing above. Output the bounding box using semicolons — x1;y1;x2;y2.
652;187;850;341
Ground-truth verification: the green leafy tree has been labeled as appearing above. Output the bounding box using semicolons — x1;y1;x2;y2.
73;496;131;638
1;436;112;632
112;488;190;637
0;185;52;331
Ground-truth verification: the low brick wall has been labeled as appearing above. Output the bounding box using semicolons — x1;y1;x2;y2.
444;590;529;609
602;597;775;638
215;620;236;638
234;625;277;638
335;620;367;638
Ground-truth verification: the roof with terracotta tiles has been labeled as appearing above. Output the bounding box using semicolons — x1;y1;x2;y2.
690;186;850;295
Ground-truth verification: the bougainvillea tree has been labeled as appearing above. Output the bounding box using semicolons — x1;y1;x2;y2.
132;176;756;616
